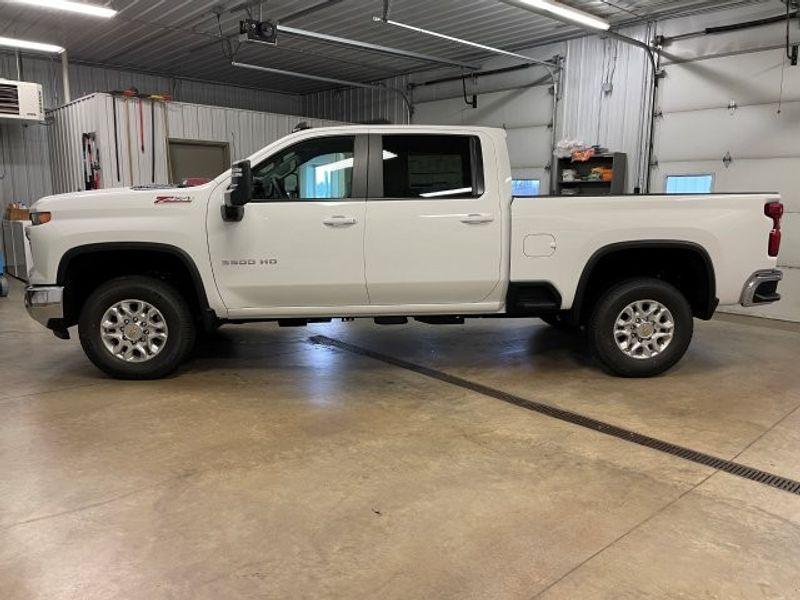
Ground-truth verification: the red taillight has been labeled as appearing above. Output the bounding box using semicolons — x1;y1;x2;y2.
765;201;783;257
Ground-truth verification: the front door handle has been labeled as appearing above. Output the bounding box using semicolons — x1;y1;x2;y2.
323;215;357;227
459;213;494;224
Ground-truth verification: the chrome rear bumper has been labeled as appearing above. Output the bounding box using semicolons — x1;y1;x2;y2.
24;285;64;328
740;269;782;307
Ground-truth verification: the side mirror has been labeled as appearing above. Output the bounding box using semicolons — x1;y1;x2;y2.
221;160;253;222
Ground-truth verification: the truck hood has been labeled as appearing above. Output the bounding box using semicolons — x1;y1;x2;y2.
32;185;211;212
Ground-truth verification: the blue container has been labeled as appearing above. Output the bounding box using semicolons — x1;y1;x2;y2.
0;250;8;297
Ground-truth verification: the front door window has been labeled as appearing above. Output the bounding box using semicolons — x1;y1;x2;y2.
252;136;355;201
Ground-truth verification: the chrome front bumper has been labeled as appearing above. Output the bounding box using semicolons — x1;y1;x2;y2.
740;269;782;307
24;285;64;328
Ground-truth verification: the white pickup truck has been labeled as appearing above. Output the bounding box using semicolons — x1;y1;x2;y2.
24;125;784;379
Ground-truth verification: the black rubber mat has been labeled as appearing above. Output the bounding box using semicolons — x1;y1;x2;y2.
310;335;800;496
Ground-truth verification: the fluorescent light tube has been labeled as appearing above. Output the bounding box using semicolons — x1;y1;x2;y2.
0;36;64;54
507;0;610;31
12;0;117;18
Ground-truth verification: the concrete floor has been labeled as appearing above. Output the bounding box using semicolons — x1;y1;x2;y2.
1;277;800;599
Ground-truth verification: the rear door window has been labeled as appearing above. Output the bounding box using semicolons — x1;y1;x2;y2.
378;135;483;199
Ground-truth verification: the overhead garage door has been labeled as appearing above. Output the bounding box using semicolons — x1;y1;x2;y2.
651;47;800;321
413;84;554;194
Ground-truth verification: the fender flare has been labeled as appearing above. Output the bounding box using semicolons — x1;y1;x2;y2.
56;242;212;313
571;240;717;321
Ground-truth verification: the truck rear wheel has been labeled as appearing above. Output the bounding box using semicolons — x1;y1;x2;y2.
587;278;693;378
78;276;196;380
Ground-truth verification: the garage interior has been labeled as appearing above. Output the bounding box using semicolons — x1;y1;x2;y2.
1;0;799;598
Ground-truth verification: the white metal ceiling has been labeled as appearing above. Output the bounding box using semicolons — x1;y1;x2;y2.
0;0;774;94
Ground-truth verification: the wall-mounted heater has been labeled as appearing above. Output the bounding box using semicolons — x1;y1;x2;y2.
0;79;45;122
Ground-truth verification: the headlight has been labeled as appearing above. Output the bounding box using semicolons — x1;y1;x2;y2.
30;211;52;225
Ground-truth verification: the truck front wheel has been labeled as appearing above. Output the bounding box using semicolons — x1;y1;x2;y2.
587;278;693;378
78;276;196;380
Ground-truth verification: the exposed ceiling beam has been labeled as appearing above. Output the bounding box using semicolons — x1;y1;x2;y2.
372;16;561;74
275;24;479;70
232;59;380;89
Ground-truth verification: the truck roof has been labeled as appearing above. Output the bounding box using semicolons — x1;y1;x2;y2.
300;124;506;135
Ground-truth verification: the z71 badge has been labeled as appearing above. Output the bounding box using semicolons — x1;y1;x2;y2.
222;259;278;266
154;195;193;204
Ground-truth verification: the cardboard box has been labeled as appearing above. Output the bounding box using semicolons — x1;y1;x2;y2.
4;206;30;221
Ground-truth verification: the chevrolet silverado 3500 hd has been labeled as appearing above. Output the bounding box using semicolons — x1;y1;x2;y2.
24;125;783;379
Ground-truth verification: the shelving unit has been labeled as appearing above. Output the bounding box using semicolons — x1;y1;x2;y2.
554;152;627;196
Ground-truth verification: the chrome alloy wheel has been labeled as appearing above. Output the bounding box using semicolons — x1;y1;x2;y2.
100;299;168;363
613;299;675;360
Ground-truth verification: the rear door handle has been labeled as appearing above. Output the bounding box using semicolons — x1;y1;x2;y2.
323;216;357;227
459;213;494;224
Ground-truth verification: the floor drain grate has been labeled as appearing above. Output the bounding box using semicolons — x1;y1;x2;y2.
310;335;800;497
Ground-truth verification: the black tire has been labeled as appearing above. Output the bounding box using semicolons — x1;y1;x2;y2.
540;312;579;333
78;276;196;380
587;278;693;378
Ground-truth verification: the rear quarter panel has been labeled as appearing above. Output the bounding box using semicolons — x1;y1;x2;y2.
510;193;780;308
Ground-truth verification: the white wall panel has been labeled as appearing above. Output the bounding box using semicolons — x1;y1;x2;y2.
0;121;51;208
652;158;800;213
779;214;800;269
414;86;552;129
659;4;795;63
660;49;800;113
504;126;552;170
414;85;553;171
655;101;800;162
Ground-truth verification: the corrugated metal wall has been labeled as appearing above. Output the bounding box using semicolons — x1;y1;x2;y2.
0;115;52;212
49;93;344;194
303;75;411;124
0;52;304;213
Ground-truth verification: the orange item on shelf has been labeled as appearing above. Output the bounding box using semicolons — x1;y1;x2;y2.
571;148;596;162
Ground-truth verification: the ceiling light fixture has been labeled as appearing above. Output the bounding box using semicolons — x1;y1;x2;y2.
503;0;610;31
12;0;117;18
0;36;65;54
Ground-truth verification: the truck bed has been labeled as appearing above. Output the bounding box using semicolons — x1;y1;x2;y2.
510;193;779;309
